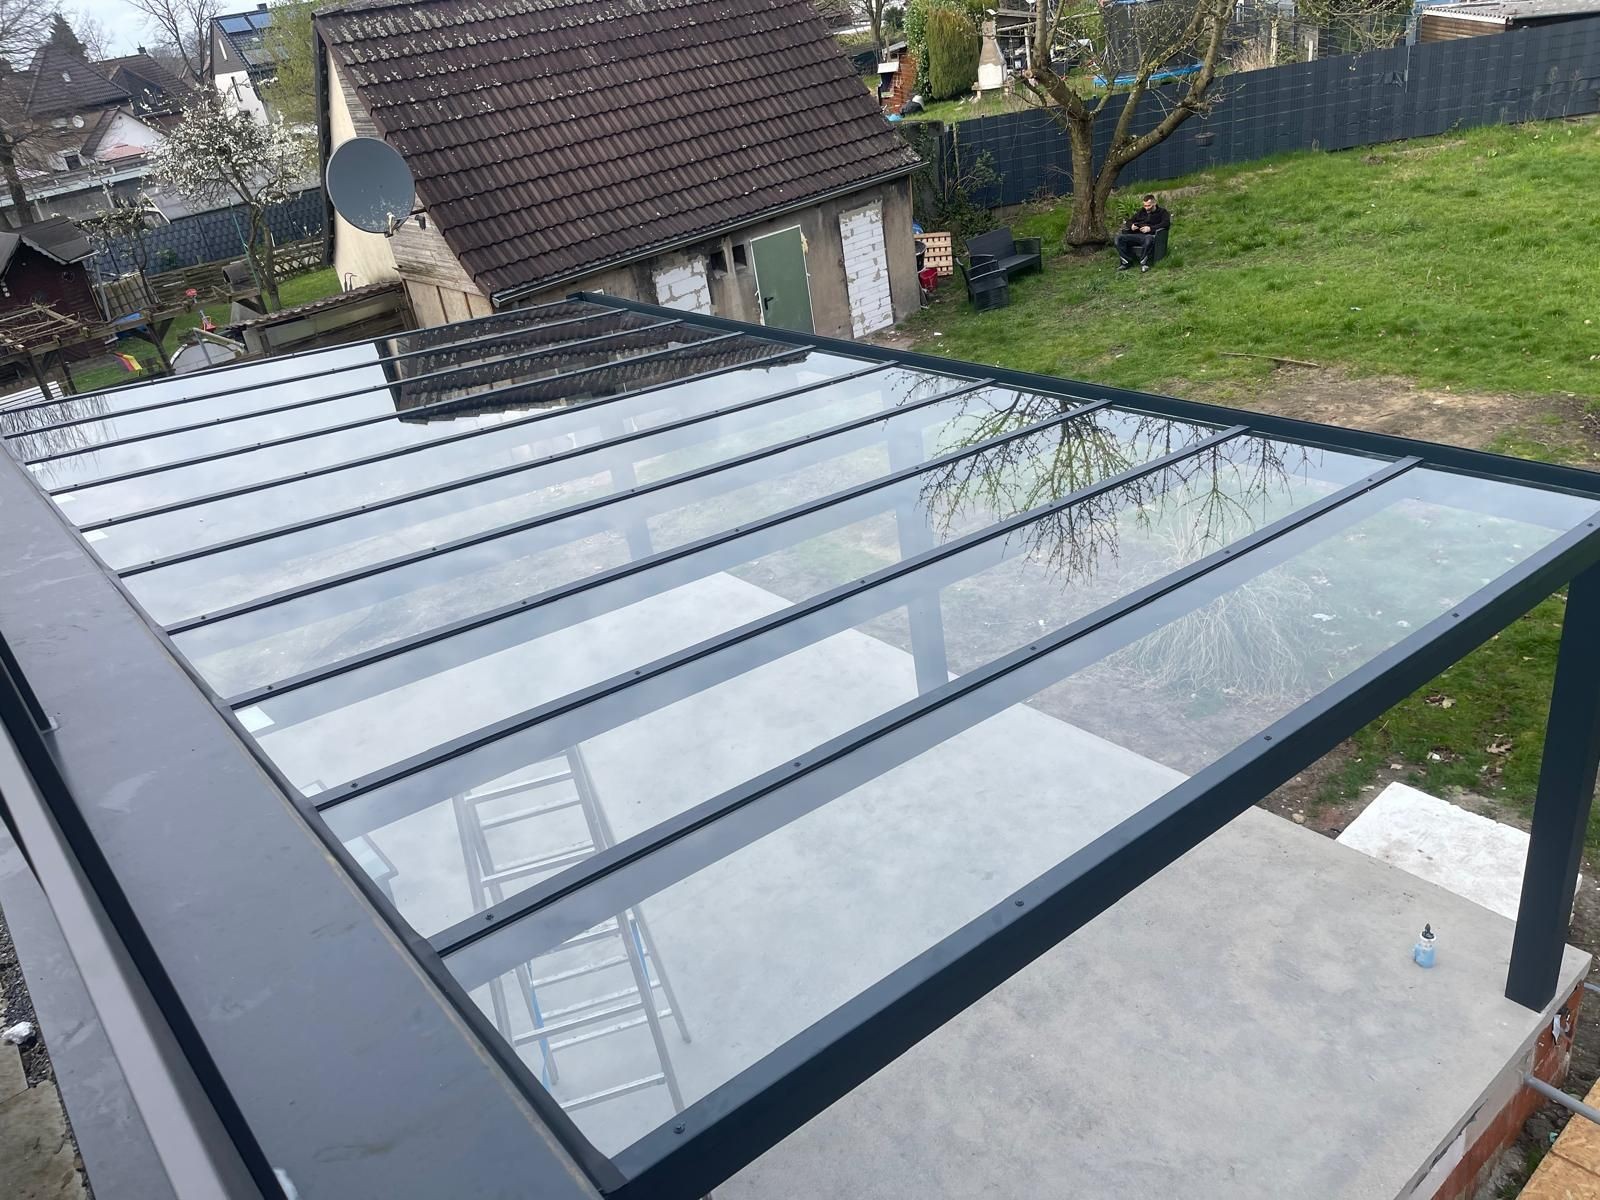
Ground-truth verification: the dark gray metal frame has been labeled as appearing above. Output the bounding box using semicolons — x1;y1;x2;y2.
1;291;1597;1200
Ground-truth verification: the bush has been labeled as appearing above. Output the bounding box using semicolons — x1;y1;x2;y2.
904;0;935;65
925;6;979;100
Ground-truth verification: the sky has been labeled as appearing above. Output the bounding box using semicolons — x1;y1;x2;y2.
69;0;170;57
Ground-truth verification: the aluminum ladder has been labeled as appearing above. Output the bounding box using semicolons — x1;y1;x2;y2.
452;748;691;1119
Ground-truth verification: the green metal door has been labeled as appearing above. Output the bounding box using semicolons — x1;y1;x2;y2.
750;227;814;333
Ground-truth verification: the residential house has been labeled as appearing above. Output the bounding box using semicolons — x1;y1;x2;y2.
0;27;189;224
316;0;923;339
208;5;278;123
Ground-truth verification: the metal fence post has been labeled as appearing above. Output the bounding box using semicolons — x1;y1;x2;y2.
1506;562;1600;1009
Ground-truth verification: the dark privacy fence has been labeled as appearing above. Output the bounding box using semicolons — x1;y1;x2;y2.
927;15;1600;210
91;188;327;281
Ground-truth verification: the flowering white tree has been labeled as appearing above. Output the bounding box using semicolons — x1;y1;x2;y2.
148;94;314;308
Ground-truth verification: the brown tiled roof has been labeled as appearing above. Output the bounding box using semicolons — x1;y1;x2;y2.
22;41;127;117
98;53;192;115
317;0;919;301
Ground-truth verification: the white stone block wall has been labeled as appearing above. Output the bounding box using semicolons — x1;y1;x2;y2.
839;201;893;338
651;255;712;314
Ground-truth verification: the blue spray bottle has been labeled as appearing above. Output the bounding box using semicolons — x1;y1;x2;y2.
1412;923;1436;969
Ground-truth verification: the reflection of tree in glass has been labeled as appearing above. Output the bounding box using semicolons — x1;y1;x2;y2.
1;391;112;474
1102;444;1342;703
912;392;1338;699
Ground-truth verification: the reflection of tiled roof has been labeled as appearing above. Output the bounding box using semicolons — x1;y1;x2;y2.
22;41;127;117
393;334;804;419
317;0;920;302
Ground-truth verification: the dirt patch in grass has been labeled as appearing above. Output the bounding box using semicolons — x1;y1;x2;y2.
1181;365;1600;457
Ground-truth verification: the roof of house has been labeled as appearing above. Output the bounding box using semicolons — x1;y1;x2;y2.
0;217;94;273
213;7;278;82
98;52;190;115
20;40;128;118
317;0;921;301
76;107;121;157
1419;0;1600;19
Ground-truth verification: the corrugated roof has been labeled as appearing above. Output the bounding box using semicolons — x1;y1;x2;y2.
225;281;405;328
1420;0;1600;18
0;217;94;273
317;0;920;300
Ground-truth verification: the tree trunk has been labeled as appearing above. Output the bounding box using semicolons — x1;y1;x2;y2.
1063;111;1106;246
252;216;284;312
0;140;29;229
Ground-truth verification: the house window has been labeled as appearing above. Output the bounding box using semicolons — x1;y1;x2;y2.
732;243;748;268
708;249;727;274
62;154;81;170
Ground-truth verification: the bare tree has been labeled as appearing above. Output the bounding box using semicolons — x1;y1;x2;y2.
148;92;313;307
1022;0;1237;246
0;0;67;224
835;0;897;49
66;8;111;60
0;0;53;62
127;0;218;85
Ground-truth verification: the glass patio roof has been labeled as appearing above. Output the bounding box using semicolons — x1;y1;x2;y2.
8;295;1600;1191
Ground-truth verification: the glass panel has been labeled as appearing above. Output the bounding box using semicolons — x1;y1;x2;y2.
2;340;384;444
30;379;402;490
55;327;750;525
232;401;1205;743
309;432;1368;933
171;379;1044;694
85;345;855;566
435;468;1596;1157
125;354;903;620
0;303;600;446
12;309;663;477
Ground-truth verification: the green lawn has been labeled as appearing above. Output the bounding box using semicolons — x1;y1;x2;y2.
909;118;1600;398
900;89;1033;123
71;266;344;393
905;117;1600;843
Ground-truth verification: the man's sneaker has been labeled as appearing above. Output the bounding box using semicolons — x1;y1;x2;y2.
1140;262;1150;272
1117;262;1132;271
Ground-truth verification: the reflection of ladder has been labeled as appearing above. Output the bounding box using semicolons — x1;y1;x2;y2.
452;748;691;1118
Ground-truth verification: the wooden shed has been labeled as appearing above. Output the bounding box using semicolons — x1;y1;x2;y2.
0;218;99;325
1418;0;1600;42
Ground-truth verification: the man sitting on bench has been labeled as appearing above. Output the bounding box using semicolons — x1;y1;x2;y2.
1115;194;1171;273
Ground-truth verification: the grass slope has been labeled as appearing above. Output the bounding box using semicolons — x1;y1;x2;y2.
908;119;1600;398
905;117;1600;842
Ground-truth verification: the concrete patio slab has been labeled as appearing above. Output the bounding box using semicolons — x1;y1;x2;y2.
299;569;1587;1197
1339;781;1575;921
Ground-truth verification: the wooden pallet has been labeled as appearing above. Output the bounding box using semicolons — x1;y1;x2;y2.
919;231;955;277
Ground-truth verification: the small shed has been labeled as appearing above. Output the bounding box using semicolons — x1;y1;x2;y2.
0;217;99;325
317;0;923;341
1418;0;1600;40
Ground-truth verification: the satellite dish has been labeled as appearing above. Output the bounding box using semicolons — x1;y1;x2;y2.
325;137;417;235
